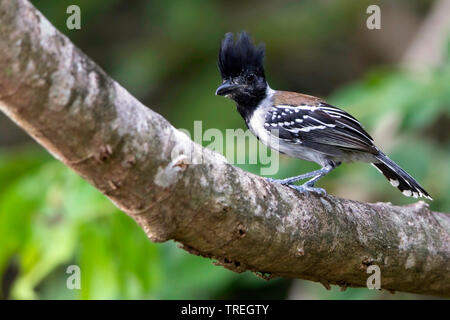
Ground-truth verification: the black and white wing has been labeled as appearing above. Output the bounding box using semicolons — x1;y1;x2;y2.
263;102;378;156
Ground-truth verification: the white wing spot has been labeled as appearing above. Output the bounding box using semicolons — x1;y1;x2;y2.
299;125;326;132
402;190;412;197
390;179;400;187
299;105;318;111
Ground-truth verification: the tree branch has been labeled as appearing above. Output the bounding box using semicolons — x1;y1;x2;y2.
0;0;449;297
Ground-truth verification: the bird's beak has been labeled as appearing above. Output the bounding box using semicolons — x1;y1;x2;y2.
215;81;241;96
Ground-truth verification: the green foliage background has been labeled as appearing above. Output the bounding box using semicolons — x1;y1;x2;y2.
0;0;448;299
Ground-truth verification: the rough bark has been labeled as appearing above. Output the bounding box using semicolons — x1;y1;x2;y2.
0;0;449;297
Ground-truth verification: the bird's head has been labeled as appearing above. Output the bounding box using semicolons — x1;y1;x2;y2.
215;32;267;106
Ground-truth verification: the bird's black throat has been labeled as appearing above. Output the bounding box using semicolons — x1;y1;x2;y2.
235;88;267;123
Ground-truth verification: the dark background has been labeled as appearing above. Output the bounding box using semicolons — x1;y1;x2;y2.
0;0;448;299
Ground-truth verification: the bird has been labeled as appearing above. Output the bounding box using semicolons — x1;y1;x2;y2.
215;31;432;200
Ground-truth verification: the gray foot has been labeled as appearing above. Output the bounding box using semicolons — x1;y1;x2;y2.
288;184;327;196
266;177;327;196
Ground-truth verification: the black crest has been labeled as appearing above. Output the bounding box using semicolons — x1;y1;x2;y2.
218;32;265;79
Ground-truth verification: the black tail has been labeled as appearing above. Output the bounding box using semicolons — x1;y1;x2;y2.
372;153;432;200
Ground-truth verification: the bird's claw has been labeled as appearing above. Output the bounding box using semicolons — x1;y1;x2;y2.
288;184;327;196
266;177;327;196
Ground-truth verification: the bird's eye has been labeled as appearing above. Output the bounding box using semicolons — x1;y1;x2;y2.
246;73;256;82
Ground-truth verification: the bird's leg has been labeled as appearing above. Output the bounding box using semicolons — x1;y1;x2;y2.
265;168;326;185
269;162;341;195
289;163;340;195
287;166;331;195
303;164;338;187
